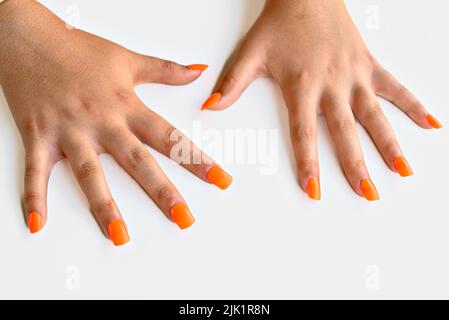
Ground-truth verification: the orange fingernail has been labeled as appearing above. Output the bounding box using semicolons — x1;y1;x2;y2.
28;211;42;234
306;177;321;200
426;114;442;129
170;204;195;230
107;220;130;246
393;156;413;177
186;64;208;71
360;179;380;201
201;93;222;110
207;165;233;190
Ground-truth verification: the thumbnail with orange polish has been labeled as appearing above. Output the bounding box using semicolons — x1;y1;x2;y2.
201;93;222;110
306;178;321;200
186;64;208;71
107;220;130;246
170;204;195;230
360;179;380;201
207;165;233;190
426;114;443;129
28;211;42;234
393;156;413;177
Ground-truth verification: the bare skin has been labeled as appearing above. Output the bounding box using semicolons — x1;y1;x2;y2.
0;0;443;245
0;0;225;243
206;0;442;200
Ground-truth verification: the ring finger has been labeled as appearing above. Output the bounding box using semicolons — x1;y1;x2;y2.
102;126;195;230
62;135;130;246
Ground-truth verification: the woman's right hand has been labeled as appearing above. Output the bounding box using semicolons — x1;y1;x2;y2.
0;0;232;246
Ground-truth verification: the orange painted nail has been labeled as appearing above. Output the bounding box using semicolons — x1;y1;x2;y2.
426;114;442;129
170;204;195;230
186;64;208;71
107;220;130;246
207;165;233;190
201;93;222;110
393;156;413;177
28;211;42;234
360;179;380;201
306;177;321;200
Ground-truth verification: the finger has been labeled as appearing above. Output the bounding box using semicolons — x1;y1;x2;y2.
322;94;379;201
282;83;321;200
372;65;442;129
201;54;261;111
129;102;233;190
102;127;195;230
24;141;53;234
131;53;206;86
62;138;130;246
352;87;413;177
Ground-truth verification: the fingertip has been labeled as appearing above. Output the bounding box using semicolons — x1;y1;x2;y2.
177;67;205;85
201;92;222;111
107;220;130;247
170;203;195;230
28;211;43;234
393;156;413;177
206;165;233;190
359;179;380;201
305;177;321;201
186;64;208;72
426;114;443;129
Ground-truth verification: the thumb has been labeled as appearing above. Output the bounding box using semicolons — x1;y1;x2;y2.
201;55;261;111
132;53;207;86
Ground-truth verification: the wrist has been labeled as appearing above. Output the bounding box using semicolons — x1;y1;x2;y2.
0;0;65;82
0;1;38;38
265;0;346;14
0;0;33;17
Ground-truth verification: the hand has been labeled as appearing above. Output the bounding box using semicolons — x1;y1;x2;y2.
0;0;232;245
203;0;442;201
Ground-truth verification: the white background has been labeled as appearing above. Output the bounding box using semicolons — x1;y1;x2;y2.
0;0;448;299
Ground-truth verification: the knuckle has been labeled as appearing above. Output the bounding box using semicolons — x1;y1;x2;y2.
160;59;176;72
80;98;98;114
297;158;318;176
222;71;239;90
382;140;399;156
360;103;382;122
367;54;378;68
126;146;150;169
113;88;133;103
354;54;375;73
22;119;41;138
162;125;178;153
283;72;316;99
24;192;41;203
392;84;409;102
292;126;315;141
325;63;339;78
293;71;313;87
92;198;116;216
408;100;424;117
156;184;173;203
349;159;366;174
75;160;100;180
334;117;356;133
22;118;51;139
24;166;41;180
